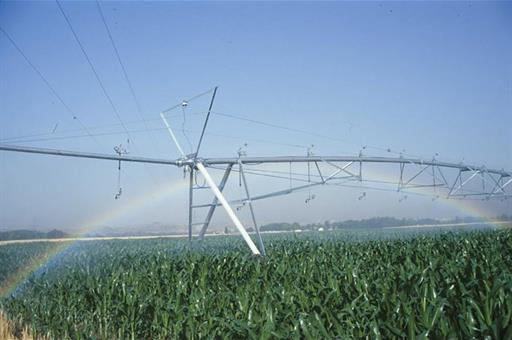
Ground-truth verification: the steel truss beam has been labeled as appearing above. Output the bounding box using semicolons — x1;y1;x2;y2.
192;163;344;209
3;87;510;257
0;144;180;165
1;144;509;177
1;143;511;255
1;144;509;202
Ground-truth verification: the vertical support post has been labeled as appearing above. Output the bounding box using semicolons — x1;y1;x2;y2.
188;165;194;246
448;170;462;198
289;162;292;189
398;162;405;191
432;163;436;193
239;161;266;255
195;162;261;255
437;166;449;187
314;162;324;183
198;164;233;240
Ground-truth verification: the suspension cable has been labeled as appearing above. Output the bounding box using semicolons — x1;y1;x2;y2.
0;25;99;145
212;111;423;159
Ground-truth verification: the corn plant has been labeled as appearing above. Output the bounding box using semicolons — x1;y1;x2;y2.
1;228;511;339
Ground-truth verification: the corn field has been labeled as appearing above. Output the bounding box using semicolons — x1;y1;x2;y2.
1;228;512;339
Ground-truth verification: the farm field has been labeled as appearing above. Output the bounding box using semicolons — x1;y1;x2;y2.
1;228;512;339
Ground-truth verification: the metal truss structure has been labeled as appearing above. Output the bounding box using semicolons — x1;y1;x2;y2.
1;88;510;255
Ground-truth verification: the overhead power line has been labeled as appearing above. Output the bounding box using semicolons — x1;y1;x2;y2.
3;126;308;150
213;111;351;145
0;25;141;185
212;111;422;159
55;0;133;143
56;0;163;186
0;32;423;164
0;25;99;144
95;0;160;151
0;111;207;142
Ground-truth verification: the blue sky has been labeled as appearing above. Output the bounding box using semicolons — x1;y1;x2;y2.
0;1;510;231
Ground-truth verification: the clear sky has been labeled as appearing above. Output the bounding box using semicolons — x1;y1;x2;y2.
0;1;511;232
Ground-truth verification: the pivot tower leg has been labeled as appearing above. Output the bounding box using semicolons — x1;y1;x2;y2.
239;162;266;255
198;164;233;240
196;162;261;255
188;166;194;246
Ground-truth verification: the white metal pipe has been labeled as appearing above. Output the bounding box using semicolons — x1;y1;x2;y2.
198;164;233;240
160;111;186;158
1;143;510;177
500;178;512;190
195;162;261;255
452;170;480;195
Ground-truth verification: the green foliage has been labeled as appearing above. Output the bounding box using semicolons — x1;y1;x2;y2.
1;229;512;339
261;216;510;232
0;242;61;285
0;229;68;241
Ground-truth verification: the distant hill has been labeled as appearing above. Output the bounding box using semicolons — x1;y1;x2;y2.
2;214;510;241
0;229;68;241
260;215;512;232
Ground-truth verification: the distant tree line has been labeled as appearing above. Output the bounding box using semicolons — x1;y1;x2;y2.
259;215;512;232
0;229;68;241
260;222;302;232
2;214;511;240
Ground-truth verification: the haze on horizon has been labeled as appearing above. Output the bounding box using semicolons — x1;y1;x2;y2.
0;1;511;232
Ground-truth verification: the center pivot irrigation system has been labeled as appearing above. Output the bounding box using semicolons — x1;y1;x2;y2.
1;87;511;256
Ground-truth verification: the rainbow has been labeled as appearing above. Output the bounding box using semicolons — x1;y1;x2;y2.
0;166;509;299
0;178;188;298
360;166;508;221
